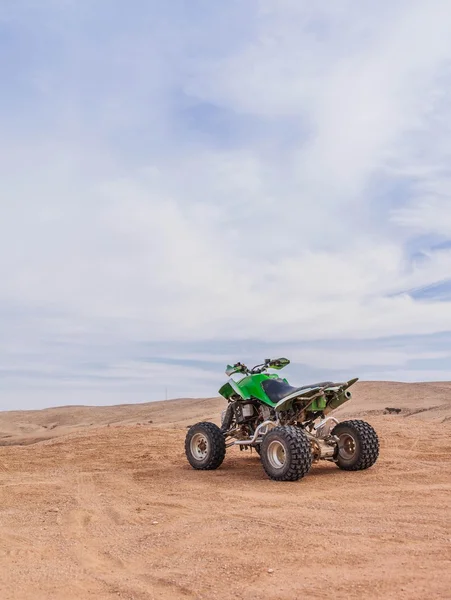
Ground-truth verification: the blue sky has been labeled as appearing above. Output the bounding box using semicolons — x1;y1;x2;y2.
2;0;451;409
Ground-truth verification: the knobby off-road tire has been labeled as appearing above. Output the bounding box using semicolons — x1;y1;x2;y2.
332;420;379;471
260;426;313;481
185;422;226;470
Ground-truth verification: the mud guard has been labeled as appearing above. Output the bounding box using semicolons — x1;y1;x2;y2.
274;378;359;414
274;386;323;413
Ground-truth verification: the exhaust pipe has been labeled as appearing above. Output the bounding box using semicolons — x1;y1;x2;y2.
324;388;352;414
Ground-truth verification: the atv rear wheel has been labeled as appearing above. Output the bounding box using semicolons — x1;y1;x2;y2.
332;420;379;471
260;426;313;481
185;422;226;470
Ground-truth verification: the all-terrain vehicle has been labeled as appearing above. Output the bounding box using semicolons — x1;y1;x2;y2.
185;358;379;481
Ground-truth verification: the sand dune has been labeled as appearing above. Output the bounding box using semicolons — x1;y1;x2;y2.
1;380;451;447
0;381;450;599
0;396;225;446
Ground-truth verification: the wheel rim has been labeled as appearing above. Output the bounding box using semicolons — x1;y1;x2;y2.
190;433;209;460
267;440;286;469
338;433;357;460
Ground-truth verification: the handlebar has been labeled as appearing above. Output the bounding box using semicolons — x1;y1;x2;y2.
232;358;288;375
249;362;267;374
232;362;249;373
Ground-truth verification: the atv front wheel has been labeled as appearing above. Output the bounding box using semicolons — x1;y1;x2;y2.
260;426;313;481
185;422;226;470
332;420;379;471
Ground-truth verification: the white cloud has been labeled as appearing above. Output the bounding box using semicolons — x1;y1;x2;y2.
360;368;451;383
392;197;451;236
2;1;451;406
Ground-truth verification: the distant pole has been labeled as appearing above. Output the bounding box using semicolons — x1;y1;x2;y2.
165;386;168;401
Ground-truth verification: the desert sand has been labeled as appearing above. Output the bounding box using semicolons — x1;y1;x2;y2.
0;381;450;600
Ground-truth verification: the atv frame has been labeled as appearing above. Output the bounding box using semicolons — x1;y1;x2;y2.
185;358;379;481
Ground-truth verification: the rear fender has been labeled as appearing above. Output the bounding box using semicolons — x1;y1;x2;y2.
343;377;359;390
274;377;359;414
274;386;323;412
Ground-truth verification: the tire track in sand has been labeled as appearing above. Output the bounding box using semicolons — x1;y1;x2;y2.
63;472;195;599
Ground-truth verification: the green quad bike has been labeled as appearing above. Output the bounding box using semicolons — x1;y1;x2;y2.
185;358;379;481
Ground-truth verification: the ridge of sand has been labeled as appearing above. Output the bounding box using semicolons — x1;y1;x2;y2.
1;380;451;446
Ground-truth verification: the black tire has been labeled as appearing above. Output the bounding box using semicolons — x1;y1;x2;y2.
260;426;313;481
185;422;226;470
332;420;379;471
254;444;261;456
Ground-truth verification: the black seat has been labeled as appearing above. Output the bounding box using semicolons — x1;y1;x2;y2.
261;379;334;404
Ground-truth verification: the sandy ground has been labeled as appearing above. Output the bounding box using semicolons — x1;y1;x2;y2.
0;382;450;599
